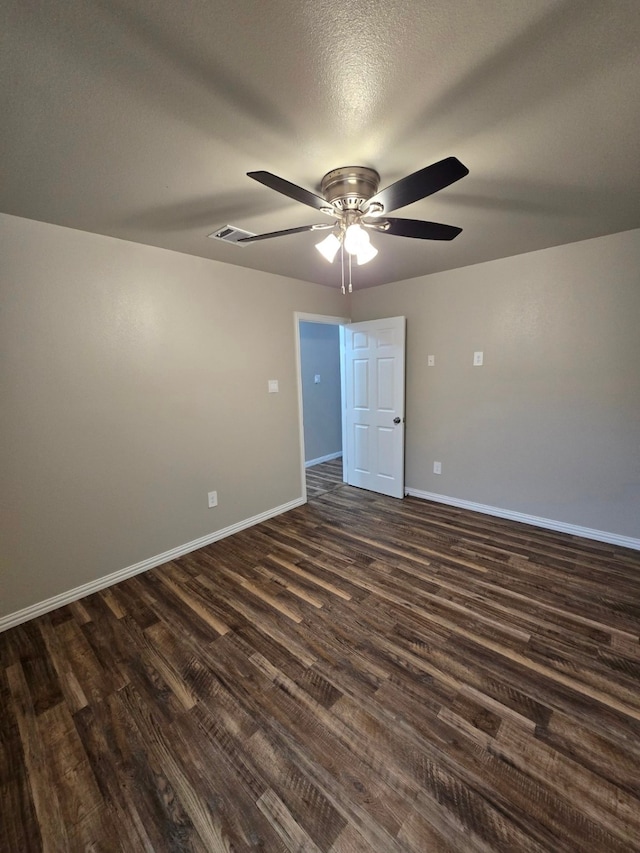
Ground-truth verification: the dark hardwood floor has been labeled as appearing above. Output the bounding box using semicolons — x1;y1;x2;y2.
2;482;640;851
305;457;344;498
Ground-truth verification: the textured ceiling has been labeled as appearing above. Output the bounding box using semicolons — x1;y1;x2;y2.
2;0;640;288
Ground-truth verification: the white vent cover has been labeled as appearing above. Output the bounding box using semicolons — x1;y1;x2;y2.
208;225;255;246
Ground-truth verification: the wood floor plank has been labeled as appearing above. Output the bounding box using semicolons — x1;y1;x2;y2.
0;664;42;852
257;787;324;852
396;806;461;853
245;725;347;849
37;617;88;713
36;700;103;829
192;566;319;669
156;570;231;636
540;707;640;797
6;661;70;852
115;683;222;852
493;718;640;846
2;462;639;851
305;458;344;499
167;709;290;851
72;695;174;852
263;553;353;602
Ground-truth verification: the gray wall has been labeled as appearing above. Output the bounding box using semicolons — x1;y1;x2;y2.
299;322;342;464
352;228;640;540
0;213;345;619
3;215;638;622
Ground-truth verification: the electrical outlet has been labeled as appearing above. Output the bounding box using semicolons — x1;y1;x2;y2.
314;374;321;384
433;461;442;475
473;351;484;366
268;379;279;393
427;355;435;366
207;490;218;508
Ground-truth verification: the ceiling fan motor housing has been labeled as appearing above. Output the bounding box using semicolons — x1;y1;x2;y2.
320;167;380;211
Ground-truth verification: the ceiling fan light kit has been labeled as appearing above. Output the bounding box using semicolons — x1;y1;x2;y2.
315;231;341;263
343;222;377;262
237;157;469;291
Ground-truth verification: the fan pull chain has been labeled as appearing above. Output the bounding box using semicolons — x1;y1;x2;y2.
341;244;346;295
348;251;353;293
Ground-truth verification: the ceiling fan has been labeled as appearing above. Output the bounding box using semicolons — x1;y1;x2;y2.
237;157;469;290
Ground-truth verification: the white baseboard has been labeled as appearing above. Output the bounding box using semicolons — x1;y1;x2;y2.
305;452;342;468
405;488;640;552
0;497;305;634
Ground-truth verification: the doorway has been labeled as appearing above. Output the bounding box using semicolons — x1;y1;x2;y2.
294;313;349;502
295;312;407;502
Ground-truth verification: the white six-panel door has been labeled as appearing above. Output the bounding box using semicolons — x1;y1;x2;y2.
344;316;406;499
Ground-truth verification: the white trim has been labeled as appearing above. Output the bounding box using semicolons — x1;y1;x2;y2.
294;312;350;503
405;488;640;551
295;312;350;325
305;451;343;468
339;325;348;483
0;497;305;633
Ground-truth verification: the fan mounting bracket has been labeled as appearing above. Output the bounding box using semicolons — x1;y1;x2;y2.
320;167;380;212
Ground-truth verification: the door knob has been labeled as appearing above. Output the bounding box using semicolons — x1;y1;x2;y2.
393;417;401;424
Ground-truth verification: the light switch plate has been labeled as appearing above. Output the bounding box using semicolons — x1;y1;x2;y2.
268;379;279;393
473;351;484;366
428;355;435;366
314;374;321;384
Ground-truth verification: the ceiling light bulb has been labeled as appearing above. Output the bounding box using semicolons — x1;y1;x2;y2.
356;241;378;265
343;223;370;255
315;232;341;263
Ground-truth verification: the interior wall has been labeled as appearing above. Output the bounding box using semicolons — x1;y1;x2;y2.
0;213;345;619
299;322;342;464
351;228;640;540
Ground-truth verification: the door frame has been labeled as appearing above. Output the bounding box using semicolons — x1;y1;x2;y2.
294;312;350;502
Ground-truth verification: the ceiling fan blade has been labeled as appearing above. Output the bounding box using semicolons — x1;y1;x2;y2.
368;157;469;213
237;224;329;243
379;218;462;241
247;171;330;212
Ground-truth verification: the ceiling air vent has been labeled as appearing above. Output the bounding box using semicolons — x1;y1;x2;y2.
208;225;255;246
